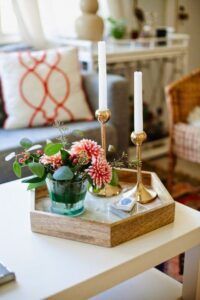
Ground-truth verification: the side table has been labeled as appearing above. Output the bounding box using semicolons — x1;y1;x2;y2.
0;180;199;300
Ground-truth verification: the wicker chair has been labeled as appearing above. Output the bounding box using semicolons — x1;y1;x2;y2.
165;68;200;190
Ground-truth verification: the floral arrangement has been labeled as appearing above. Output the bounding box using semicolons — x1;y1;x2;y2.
6;136;114;191
5;123;139;217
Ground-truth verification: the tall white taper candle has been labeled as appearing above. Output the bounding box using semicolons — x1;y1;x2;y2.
134;71;143;133
98;41;107;110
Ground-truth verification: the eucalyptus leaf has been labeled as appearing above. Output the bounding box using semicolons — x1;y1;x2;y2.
44;143;62;156
28;162;45;178
20;138;33;149
5;152;16;161
27;181;46;190
60;149;70;163
13;160;22;178
53;166;73;181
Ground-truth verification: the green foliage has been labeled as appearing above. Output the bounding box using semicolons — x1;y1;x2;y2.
28;162;45;178
53;166;74;181
107;17;126;39
54;121;69;146
20;138;33;149
7;125;122;191
111;152;138;169
92;186;101;193
109;168;119;186
13;160;22;178
27;181;46;190
60;149;70;164
44;143;62;156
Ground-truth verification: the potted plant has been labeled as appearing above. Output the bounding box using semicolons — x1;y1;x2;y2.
5;134;113;217
107;17;126;39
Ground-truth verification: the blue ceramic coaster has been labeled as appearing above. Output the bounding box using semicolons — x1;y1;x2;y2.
113;196;136;212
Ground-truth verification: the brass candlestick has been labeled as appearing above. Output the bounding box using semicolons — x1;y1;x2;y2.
95;109;111;155
90;109;122;197
129;131;157;204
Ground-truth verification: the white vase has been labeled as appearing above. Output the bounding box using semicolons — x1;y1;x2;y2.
75;0;104;41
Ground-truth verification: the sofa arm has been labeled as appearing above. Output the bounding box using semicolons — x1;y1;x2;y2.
82;73;130;154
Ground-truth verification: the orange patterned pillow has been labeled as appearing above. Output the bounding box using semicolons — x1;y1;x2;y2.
0;47;93;129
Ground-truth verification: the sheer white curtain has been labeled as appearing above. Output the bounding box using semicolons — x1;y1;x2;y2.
12;0;47;48
11;0;110;48
39;0;110;39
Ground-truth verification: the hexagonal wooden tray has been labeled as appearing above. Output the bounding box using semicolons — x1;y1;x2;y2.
30;169;175;247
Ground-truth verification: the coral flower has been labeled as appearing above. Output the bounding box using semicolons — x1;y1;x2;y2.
71;139;103;160
86;156;112;188
39;153;62;169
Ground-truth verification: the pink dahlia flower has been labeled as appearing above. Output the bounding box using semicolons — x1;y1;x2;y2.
86;156;112;188
71;139;103;160
70;150;90;165
39;153;62;169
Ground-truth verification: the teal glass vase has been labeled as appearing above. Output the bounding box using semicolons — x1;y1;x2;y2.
46;178;87;217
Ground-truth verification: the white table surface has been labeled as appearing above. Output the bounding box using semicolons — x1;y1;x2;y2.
0;180;200;300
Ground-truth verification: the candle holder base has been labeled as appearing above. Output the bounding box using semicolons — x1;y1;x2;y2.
89;184;122;198
124;182;157;204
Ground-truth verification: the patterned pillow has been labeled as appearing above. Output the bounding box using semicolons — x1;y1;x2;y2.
0;47;93;129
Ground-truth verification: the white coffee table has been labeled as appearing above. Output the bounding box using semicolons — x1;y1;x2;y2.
0;180;199;300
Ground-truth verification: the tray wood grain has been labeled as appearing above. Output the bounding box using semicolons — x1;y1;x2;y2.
30;169;175;247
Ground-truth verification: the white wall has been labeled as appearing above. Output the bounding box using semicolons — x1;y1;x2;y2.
108;0;200;71
139;0;200;71
140;0;166;27
176;0;200;71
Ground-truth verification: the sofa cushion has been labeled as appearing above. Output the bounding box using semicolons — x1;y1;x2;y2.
0;47;93;129
0;121;117;183
174;122;200;163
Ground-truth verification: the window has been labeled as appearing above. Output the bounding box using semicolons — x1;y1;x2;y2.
0;0;109;44
39;0;109;39
38;0;81;39
0;0;20;43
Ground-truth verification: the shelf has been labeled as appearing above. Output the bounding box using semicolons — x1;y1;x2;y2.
91;268;182;300
129;137;169;160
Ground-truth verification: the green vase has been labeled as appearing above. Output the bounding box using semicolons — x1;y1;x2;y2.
46;178;88;217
